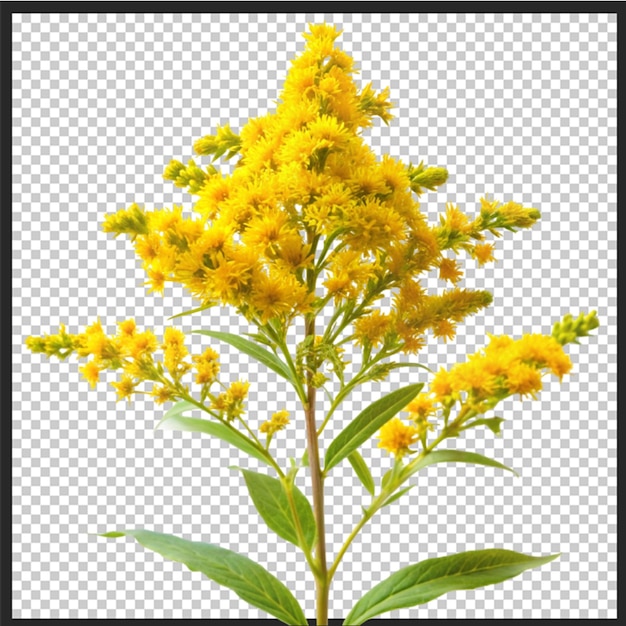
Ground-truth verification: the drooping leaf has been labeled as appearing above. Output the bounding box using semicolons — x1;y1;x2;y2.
344;549;559;624
237;469;316;550
155;414;271;466
402;449;518;481
324;383;423;473
101;529;307;625
193;330;295;384
159;399;198;422
348;451;375;496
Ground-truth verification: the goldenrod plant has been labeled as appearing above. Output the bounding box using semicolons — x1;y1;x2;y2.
26;24;599;625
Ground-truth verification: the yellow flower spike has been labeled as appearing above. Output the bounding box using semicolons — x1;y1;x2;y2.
378;417;419;458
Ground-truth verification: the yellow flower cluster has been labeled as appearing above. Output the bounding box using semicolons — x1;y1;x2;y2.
211;381;251;422
377;311;596;460
99;24;540;358
431;332;573;407
259;410;291;438
406;394;438;438
377;417;418;458
25;321;238;414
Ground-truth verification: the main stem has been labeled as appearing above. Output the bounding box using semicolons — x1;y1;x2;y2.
304;314;329;625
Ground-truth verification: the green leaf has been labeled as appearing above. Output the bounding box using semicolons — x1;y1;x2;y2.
101;529;307;625
381;485;414;508
387;361;434;374
159;399;198;421
193;330;295;384
403;449;519;481
348;451;375;496
168;302;215;320
344;549;559;624
155;414;271;466
460;416;506;435
324;383;423;473
237;469;316;550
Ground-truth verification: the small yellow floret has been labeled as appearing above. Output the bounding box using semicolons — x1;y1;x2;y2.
259;410;291;437
378;417;418;458
79;360;101;388
473;243;496;265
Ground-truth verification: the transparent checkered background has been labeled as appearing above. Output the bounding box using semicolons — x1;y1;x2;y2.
13;12;616;620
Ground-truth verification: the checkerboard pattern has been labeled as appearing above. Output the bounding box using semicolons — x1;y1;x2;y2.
13;12;616;620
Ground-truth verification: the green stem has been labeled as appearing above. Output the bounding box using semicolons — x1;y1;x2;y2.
304;312;329;625
328;459;406;581
302;223;329;622
328;506;375;581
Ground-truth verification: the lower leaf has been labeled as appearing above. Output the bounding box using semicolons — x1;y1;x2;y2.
344;548;559;625
101;529;307;625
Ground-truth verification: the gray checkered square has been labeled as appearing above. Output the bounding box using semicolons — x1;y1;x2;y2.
13;12;616;620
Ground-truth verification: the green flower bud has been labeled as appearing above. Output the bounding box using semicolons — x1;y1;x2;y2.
552;311;599;345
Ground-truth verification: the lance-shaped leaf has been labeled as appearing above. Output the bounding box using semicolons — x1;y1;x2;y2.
158;398;198;422
193;330;295;384
168;302;215;320
324;383;423;473
344;549;559;624
348;451;375;496
237;469;316;551
101;529;307;625
402;449;518;482
156;412;271;467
